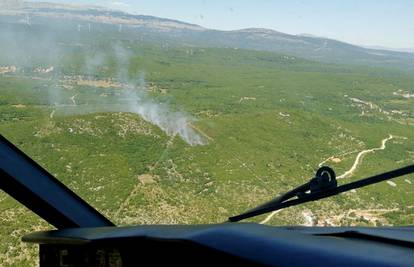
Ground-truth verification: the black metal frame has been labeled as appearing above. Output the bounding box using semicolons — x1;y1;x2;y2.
0;135;114;229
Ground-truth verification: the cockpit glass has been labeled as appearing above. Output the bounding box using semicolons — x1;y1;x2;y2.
0;1;413;265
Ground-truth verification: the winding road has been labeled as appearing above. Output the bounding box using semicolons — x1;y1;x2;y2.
70;94;78;106
336;134;393;179
260;134;395;224
260;210;281;224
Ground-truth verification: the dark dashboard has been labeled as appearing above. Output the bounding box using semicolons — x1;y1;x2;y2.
24;223;414;266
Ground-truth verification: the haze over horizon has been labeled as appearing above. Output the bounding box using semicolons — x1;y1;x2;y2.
21;0;414;50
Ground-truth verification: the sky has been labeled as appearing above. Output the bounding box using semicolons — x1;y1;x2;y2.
28;0;413;48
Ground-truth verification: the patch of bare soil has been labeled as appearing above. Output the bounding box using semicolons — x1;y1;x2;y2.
138;174;158;185
0;66;17;74
75;78;122;88
11;104;26;108
317;208;399;227
239;96;256;103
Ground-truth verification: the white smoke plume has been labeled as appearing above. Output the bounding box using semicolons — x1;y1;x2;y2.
107;45;207;146
0;20;207;145
120;75;206;146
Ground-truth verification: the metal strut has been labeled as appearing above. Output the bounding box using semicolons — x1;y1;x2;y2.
0;135;114;229
229;164;414;222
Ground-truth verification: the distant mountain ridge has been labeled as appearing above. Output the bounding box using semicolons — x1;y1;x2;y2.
0;1;205;31
363;45;414;54
1;1;414;72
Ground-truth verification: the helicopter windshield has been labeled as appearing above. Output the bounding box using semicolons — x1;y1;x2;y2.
0;1;413;265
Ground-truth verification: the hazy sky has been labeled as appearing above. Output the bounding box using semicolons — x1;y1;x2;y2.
28;0;413;48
